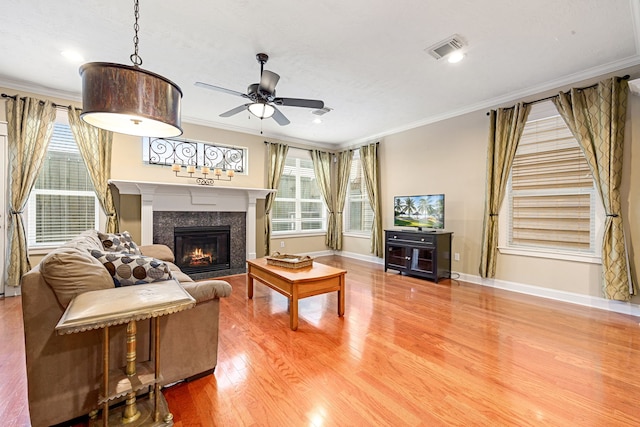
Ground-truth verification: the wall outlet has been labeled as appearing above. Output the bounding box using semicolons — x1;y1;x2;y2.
454;252;460;261
280;241;285;248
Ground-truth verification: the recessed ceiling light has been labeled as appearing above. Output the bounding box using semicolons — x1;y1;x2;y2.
313;118;322;124
447;51;465;63
61;50;85;63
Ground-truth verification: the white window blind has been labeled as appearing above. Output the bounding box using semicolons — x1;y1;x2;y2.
27;122;99;247
508;101;596;253
345;150;373;233
272;148;326;233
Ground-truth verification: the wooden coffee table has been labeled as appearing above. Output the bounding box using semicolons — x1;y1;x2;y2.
246;258;347;330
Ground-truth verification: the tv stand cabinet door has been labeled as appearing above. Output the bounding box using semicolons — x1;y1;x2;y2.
385;244;410;273
409;247;435;276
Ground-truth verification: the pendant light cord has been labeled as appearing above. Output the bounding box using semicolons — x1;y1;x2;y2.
129;0;143;66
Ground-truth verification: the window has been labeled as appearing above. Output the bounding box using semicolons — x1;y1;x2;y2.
501;101;603;260
27;120;99;247
142;137;247;174
345;149;373;233
272;148;326;233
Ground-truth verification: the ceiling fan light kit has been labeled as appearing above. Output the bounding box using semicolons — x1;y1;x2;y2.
80;0;183;137
248;102;275;119
196;53;325;126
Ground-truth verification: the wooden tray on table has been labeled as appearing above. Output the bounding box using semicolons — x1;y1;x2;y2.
265;252;313;269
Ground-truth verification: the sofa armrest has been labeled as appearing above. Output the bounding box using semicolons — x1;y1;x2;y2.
139;244;175;262
180;279;232;303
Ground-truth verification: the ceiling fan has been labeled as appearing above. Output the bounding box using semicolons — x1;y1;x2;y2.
195;53;325;126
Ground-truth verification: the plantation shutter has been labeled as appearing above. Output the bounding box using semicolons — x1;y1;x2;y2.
272;148;326;233
27;122;98;246
346;150;374;232
509;102;595;251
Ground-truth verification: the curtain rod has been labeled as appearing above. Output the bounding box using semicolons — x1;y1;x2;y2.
485;75;630;116
264;140;314;153
263;140;338;154
1;93;78;111
263;140;378;153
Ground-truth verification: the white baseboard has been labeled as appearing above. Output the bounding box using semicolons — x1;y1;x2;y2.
3;286;21;297
336;251;385;265
300;250;335;259
456;272;640;317
331;252;640;318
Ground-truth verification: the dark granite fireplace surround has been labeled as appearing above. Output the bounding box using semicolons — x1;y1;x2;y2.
153;211;246;280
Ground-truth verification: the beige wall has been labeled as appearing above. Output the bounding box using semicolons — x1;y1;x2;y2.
110;123;267;189
4;65;640;302
270;235;328;255
116;194;141;243
376;109;488;274
108;121;330;255
340;68;640;303
341;235;373;257
109;122;268;247
110;121;333;255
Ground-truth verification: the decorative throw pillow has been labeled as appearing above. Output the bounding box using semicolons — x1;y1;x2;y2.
89;249;173;287
98;231;142;255
40;247;115;308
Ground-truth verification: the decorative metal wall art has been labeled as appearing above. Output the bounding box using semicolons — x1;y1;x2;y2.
145;137;245;185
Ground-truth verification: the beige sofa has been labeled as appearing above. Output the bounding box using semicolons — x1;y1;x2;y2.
21;230;232;427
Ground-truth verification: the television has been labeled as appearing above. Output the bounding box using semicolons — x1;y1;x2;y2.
393;194;445;231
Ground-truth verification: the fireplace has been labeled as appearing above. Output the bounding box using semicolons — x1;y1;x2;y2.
174;226;231;275
154;211;246;279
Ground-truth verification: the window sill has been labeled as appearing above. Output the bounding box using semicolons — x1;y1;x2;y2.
343;232;370;239
498;246;601;264
28;246;57;256
272;231;326;238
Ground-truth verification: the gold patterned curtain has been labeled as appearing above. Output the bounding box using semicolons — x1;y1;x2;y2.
552;77;633;300
6;96;56;287
67;106;119;233
479;103;530;278
331;150;353;251
360;143;383;257
264;142;289;255
310;150;334;248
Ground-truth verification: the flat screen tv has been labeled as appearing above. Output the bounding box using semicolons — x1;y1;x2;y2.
393;194;445;231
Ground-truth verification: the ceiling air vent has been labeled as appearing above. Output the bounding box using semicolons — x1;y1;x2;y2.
312;107;332;116
425;35;464;60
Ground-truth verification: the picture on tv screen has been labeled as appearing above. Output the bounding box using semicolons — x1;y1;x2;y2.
394;194;445;230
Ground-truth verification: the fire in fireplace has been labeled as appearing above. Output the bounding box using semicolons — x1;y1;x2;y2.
184;247;214;267
174;226;231;274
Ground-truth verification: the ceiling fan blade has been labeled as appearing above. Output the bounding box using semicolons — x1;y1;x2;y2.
258;70;280;94
195;82;249;99
220;104;250;117
273;97;324;109
272;106;290;126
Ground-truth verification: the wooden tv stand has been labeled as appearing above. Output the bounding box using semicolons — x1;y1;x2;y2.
384;229;452;282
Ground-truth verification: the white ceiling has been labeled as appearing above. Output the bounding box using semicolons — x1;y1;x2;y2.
1;0;640;146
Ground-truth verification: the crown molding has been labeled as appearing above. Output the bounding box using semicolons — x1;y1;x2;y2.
4;53;640;152
0;76;81;102
344;55;640;148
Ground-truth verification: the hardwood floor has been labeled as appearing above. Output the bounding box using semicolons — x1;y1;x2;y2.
3;255;640;426
0;291;29;426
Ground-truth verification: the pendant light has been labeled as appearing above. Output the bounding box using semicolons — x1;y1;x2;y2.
79;0;183;137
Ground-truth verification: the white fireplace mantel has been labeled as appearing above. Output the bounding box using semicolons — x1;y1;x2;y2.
109;179;275;260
